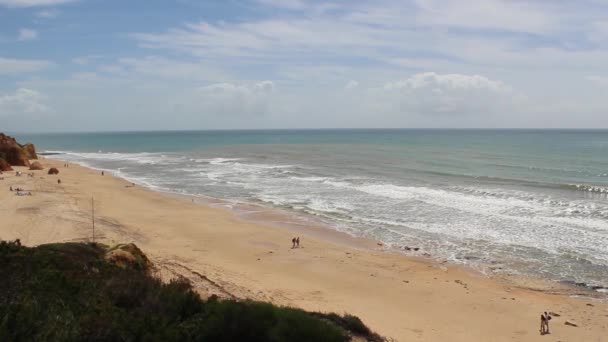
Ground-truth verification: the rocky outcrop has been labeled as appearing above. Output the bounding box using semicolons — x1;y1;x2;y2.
29;161;43;170
0;133;38;167
22;143;37;160
48;167;59;175
105;243;154;273
0;159;13;171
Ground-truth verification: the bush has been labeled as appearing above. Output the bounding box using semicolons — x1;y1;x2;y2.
0;241;380;341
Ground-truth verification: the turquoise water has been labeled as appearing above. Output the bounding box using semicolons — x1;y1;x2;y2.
16;129;608;290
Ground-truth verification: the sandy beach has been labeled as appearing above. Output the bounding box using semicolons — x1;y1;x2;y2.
1;158;607;341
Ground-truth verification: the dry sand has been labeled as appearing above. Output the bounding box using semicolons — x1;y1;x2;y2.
1;158;607;341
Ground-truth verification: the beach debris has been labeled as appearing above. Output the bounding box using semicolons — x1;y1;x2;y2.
48;167;59;175
586;303;594;307
549;312;561;317
29;161;43;170
377;242;383;246
454;279;469;290
564;320;578;327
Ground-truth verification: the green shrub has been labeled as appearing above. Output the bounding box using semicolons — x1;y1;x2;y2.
0;240;381;341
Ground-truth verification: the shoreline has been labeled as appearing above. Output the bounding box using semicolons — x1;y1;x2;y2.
1;158;607;341
44;154;608;298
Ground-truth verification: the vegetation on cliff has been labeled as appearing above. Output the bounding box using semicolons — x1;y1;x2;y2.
0;240;383;341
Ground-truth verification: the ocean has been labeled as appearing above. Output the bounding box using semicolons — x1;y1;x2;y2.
15;129;608;290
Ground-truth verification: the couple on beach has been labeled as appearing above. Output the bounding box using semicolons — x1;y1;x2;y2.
291;237;300;249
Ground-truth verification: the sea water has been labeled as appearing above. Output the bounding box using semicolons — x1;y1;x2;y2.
16;129;608;290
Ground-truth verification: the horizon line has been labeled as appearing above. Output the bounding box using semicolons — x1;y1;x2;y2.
8;127;608;135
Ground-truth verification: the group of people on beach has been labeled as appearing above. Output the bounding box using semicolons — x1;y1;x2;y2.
9;186;32;196
291;237;301;248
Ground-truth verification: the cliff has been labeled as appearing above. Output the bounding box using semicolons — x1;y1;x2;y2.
0;133;38;167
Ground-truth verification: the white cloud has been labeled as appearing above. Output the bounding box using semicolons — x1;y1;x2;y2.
18;28;38;41
0;57;52;74
72;55;103;65
98;56;229;81
345;80;359;90
380;72;517;116
411;0;557;33
255;0;306;10
35;9;60;18
72;57;90;65
6;0;608;130
193;81;275;116
384;72;509;92
131;0;608;74
586;75;608;86
0;88;48;117
0;0;75;7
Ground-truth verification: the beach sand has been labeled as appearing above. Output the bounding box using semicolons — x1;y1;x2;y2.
1;158;607;341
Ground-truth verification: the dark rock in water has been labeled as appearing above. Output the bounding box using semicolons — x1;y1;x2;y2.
0;158;12;171
29;161;43;170
0;133;37;166
48;167;59;175
413;247;420;251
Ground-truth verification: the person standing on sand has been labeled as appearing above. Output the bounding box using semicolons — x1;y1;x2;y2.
296;237;300;248
540;311;551;335
292;237;296;249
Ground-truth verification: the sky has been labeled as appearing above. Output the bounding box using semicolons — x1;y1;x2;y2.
1;0;608;132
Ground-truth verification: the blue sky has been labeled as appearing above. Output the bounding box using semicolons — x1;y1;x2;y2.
2;0;608;131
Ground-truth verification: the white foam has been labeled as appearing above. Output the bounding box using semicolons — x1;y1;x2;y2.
208;157;242;165
289;176;328;182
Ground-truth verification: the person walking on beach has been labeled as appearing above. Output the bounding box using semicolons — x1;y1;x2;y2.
292;237;296;249
296;237;300;248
